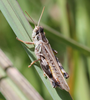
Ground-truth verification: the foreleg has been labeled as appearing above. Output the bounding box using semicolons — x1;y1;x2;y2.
16;37;34;45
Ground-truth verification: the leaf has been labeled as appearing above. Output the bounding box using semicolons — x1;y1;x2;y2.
0;0;72;100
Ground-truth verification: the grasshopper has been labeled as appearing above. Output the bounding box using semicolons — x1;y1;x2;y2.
16;7;70;91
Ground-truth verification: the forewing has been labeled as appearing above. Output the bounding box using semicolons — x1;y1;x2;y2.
41;43;70;91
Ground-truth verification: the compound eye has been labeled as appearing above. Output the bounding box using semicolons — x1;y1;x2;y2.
36;30;39;35
39;27;44;33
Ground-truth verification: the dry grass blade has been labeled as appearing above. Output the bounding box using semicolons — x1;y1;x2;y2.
0;49;44;100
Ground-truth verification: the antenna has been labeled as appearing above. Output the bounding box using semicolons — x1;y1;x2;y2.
38;7;45;26
25;11;36;26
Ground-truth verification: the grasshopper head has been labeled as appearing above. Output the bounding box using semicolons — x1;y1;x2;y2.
32;26;44;42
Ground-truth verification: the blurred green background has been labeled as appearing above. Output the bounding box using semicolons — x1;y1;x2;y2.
0;0;90;100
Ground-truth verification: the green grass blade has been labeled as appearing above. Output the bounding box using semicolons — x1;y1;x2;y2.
0;0;72;100
39;23;90;56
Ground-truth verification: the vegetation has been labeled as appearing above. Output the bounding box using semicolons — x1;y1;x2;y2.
0;0;89;100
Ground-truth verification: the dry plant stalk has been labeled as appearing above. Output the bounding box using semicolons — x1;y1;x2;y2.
0;49;43;100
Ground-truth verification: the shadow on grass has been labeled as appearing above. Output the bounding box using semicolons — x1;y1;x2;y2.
56;88;73;100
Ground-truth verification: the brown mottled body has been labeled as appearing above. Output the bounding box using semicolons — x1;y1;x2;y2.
16;26;70;92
